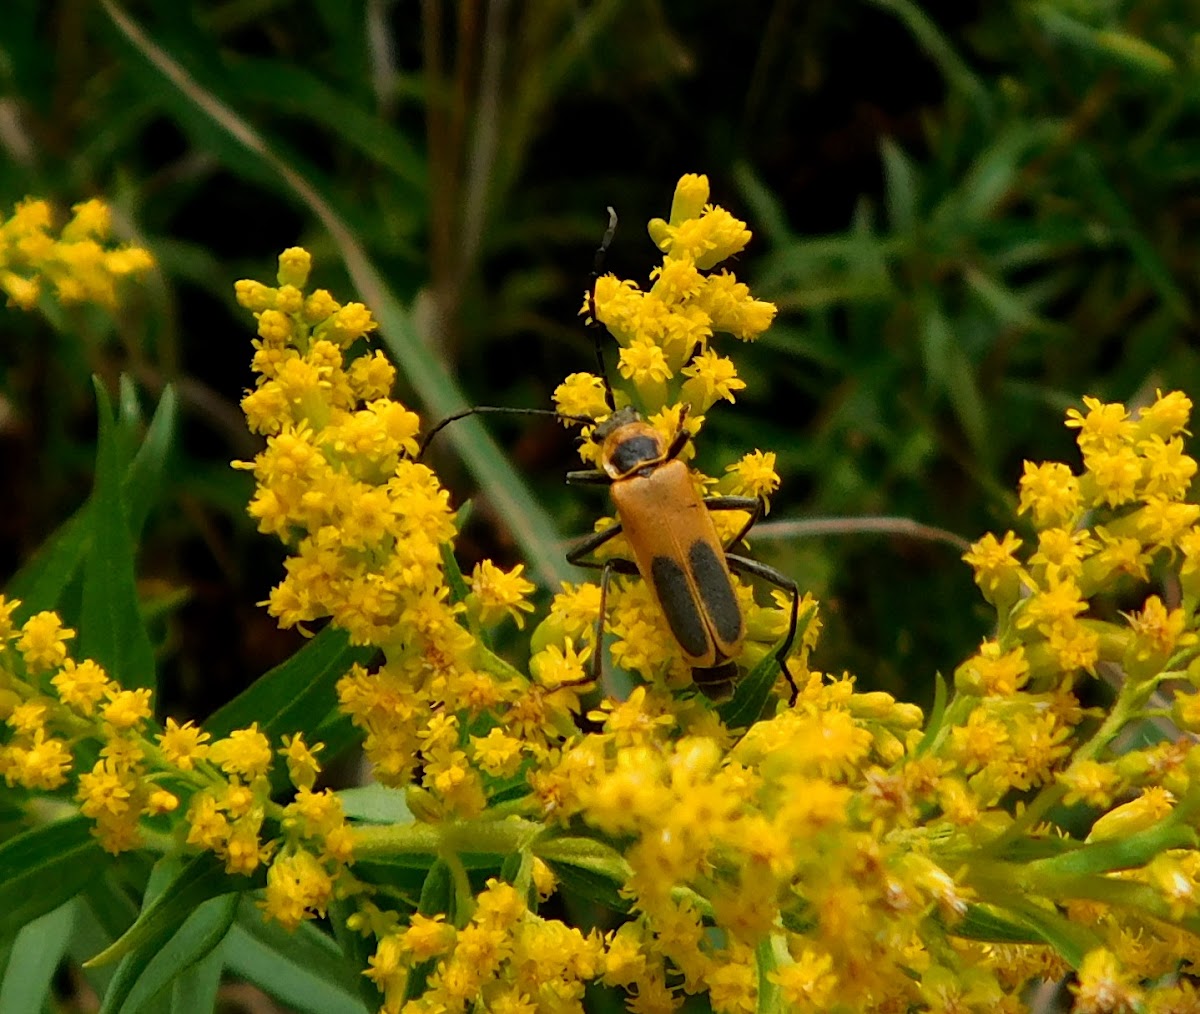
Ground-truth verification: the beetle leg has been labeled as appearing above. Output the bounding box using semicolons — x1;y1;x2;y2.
724;553;801;705
701;495;764;552
565;522;640;685
565;468;612;487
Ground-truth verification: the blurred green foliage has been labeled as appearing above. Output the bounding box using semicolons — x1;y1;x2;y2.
3;0;1200;719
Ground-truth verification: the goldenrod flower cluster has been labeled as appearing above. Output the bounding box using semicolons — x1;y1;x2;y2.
0;197;153;310
231;181;1200;1012
546;173;802;698
0;595;353;931
13;179;1200;1014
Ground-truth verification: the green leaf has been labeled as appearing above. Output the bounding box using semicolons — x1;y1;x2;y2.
913;672;948;757
86;852;249;969
534;837;633;913
222;59;426;188
418;861;454;919
880;138;920;231
719;606;816;729
80;379;156;691
337;784;414;825
0;816;109;939
5;505;92;621
103;891;237;1014
169;938;225;1014
223;898;369;1014
123;384;177;542
6;384;177;619
950;904;1043;945
440;542;471;607
1007;901;1099;968
204;624;374;742
0;900;76;1014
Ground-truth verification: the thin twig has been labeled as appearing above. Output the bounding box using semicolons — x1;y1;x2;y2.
751;515;973;553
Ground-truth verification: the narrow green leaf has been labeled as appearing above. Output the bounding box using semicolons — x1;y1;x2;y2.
545;860;632;914
0;816;108;939
913;672;948;757
170;938;225;1014
7;384;177;618
719;608;816;729
123;384;177;541
418;861;454;919
534;838;634;885
1093;30;1174;74
86;852;248;969
732;162;794;244
5;505;92;621
439;542;471;606
880;138;920;231
0;900;76;1014
225;898;369;1014
951;904;1042;945
203;624;374;741
1008;901;1099;968
106;892;237;1014
223;59;426;188
865;0;990;115
962;266;1055;333
80;379;156;691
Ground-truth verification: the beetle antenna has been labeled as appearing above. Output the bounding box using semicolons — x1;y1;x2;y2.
587;207;619;413
417;406;593;460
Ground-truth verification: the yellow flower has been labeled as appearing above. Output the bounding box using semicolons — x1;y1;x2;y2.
962;531;1024;606
469;560;536;629
16;611;75;673
208;724;273;780
1071;948;1142;1014
1017;461;1080;529
158;717;211;770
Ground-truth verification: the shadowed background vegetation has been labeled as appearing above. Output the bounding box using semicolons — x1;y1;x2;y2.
3;0;1199;722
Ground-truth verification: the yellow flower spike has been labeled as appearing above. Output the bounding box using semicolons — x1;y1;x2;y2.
0;270;39;309
669;173;710;227
277;246;312;288
1087;786;1175;842
1134;389;1192;441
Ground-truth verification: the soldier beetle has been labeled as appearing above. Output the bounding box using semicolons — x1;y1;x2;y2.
419;210;801;703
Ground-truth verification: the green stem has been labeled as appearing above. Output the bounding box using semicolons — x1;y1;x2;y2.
351;817;543;859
